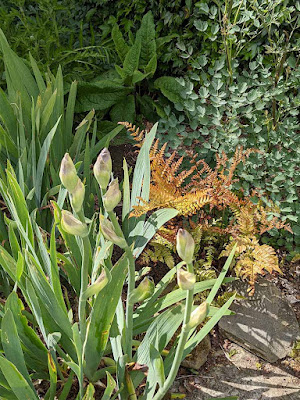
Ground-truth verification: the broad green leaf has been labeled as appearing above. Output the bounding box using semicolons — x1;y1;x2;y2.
129;123;157;239
154;76;183;104
0;357;38;400
137;305;184;366
136;11;156;69
144;54;157;76
1;309;33;389
149;345;165;387
75;80;132;112
123;38;141;77
84;255;129;380
109;95;135;123
133;208;179;258
112;24;129;62
0;244;17;280
4;292;48;372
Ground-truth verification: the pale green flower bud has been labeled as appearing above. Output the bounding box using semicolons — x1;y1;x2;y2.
70;179;85;213
99;214;127;248
187;302;208;329
61;210;88;237
84;269;108;298
176;229;195;264
131;277;155;304
93;148;112;190
103;179;121;212
59;153;78;192
177;268;196;290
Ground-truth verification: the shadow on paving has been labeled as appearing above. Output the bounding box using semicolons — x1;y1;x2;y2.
185;364;300;400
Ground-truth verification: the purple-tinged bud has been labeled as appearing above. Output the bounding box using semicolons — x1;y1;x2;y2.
176;229;195;264
59;153;78;192
187;302;208;329
177;268;196;290
61;210;88;237
103;179;121;212
130;277;155;304
99;214;127;248
93;148;112;190
70;179;85;213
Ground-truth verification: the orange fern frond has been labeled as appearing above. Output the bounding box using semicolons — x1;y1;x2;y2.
118;122;145;146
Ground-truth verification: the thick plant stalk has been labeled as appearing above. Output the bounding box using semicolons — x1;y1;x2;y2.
152;262;194;400
108;211;135;360
77;209;91;340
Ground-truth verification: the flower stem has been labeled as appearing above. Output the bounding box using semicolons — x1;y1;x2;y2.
152;262;194;400
77;210;91;341
108;211;135;360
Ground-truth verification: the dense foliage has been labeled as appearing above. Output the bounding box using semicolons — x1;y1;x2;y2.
0;2;299;398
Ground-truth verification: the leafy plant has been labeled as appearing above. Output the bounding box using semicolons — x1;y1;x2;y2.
0;29;122;235
0;124;236;399
125;129;290;293
75;11;170;127
0;0;114;83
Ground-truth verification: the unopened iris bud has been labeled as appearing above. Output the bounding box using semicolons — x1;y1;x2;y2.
84;269;108;298
103;179;121;212
177;268;196;290
187;301;208;329
130;277;155;304
93;148;112;190
61;210;88;237
176;229;195;264
59;153;78;192
70;179;85;213
99;214;127;248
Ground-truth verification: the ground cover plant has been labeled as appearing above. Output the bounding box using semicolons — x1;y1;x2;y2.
0;125;237;399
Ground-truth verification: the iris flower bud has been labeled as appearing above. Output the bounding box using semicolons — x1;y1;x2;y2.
103;179;121;212
187;301;208;329
59;153;78;192
99;215;127;248
70;179;85;213
61;210;88;237
130;277;155;304
177;268;196;290
84;269;108;298
93;148;112;190
176;229;195;264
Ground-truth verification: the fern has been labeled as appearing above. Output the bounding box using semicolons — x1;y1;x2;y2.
126;129;291;293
